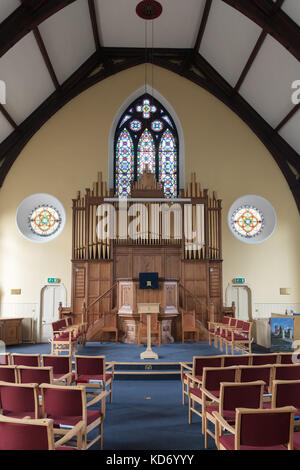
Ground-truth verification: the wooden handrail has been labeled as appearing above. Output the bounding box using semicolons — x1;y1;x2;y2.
86;282;118;312
179;283;204;310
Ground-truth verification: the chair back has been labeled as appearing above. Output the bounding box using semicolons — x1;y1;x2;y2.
18;366;53;386
65;317;73;327
0;353;11;365
193;356;223;376
11;354;40;367
42;355;71;375
202;366;238;392
220;381;264;412
75;355;105;376
222;316;230;325
229;318;237;328
274;364;300;381
52;320;66;333
236;407;295;449
0;382;39;417
236;320;244;330
279;353;295;364
223;355;250;367
0;415;53;450
251;354;278;366
239;365;273;393
0;366;18;383
241;321;251;335
272;380;300;411
182;310;196;329
41;384;84;420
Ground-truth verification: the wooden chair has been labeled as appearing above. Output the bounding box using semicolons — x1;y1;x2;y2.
187;366;239;431
213;406;295;450
137;313;161;348
279;352;296;364
0;414;83;450
223;355;251;367
0;353;11;365
11;353;40;367
181;309;200;344
0;366;18;383
271;380;300;426
50;319;78;355
216;318;238;350
250;353;279;366
42;355;73;385
40;383;107;450
180;355;224;405
0;381;40;419
221;321;253;355
74;355;114;403
208;316;231;345
202;380;265;449
98;309;119;343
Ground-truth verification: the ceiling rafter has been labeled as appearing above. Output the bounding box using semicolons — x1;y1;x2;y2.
0;0;77;58
275;103;300;133
88;0;101;51
234;0;286;93
32;26;60;90
0;105;19;131
221;0;300;61
194;0;212;52
0;47;299;212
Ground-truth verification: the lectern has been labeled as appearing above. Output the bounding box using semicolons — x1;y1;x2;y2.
137;303;160;360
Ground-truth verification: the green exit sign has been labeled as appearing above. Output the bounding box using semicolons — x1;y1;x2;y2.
233;278;246;284
47;278;60;284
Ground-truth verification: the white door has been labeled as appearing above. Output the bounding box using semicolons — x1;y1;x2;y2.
40;284;66;342
225;283;252;321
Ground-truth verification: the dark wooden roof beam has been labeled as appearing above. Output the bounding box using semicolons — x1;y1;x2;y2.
194;0;212;52
33;26;60;90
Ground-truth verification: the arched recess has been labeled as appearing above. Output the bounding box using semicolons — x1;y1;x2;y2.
108;85;185;192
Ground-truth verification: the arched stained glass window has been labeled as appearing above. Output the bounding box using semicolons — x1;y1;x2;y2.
115;129;134;198
114;94;179;198
137;129;156;175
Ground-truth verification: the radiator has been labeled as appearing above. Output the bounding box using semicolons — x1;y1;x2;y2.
22;317;35;343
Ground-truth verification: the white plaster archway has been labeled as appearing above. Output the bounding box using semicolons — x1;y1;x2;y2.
225;282;254;322
37;282;67;343
108;85;185;191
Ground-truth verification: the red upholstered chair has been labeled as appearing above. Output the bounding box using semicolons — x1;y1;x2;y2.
50;319;78;355
238;365;274;396
187;366;239;431
0;414;83;450
223;355;251;367
180;355;224;405
221;321;253;355
250;353;279;366
203;380;265;449
0;381;40;419
274;364;300;381
0;353;11;365
42;355;73;385
0;366;18;383
74;355;114;403
213;406;295;450
40;383;107;450
17;366;54;388
271;380;300;425
11;353;40;367
217;318;238;350
207;316;231;346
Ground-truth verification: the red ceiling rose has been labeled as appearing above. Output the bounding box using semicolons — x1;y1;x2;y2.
136;0;163;20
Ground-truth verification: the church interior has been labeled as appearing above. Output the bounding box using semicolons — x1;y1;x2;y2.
0;0;299;452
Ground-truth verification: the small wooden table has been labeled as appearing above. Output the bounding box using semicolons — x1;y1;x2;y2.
137;303;160;360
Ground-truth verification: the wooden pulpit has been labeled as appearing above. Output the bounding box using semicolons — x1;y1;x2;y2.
137;303;160;360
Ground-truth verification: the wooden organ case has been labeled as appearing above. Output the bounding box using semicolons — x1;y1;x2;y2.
70;171;223;343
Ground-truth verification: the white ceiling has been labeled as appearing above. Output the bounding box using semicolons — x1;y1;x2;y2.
0;0;299;159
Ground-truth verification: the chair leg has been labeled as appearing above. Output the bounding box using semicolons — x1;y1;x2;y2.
204;417;208;449
182;381;185;405
188;395;192;424
99;422;103;450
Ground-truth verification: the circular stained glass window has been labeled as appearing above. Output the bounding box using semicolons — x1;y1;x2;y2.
231;205;264;239
130;120;142;131
151;120;163;132
16;194;66;243
29;206;62;237
228;195;276;245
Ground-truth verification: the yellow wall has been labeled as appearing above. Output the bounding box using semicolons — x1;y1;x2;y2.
0;64;299;309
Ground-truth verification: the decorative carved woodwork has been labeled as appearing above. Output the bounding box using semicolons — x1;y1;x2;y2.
0;318;23;345
70;171;224;342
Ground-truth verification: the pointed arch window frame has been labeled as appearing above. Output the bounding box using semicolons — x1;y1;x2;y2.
113;93;179;198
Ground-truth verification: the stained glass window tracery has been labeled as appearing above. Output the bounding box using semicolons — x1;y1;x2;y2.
29;205;62;237
231;205;264;238
114;94;178;198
